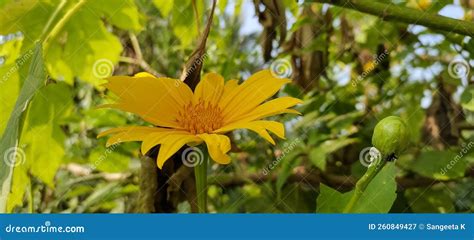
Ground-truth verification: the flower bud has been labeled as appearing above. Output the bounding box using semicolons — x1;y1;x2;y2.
371;116;410;157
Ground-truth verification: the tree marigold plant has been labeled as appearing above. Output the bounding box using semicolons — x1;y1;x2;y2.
98;70;302;168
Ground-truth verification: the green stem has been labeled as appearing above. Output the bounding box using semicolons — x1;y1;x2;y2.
306;0;474;36
43;0;88;52
342;155;386;213
39;0;67;41
194;147;208;213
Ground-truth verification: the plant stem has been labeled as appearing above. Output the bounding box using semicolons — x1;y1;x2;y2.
194;147;208;213
306;0;474;36
43;0;88;52
342;155;386;213
39;0;67;41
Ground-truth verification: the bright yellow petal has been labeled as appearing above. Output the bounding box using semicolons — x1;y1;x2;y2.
214;120;285;145
140;130;190;155
222;79;239;97
155;134;202;169
104;75;193;128
219;70;291;123
97;126;174;147
193;73;224;104
198;133;231;164
225;97;302;124
134;72;156;78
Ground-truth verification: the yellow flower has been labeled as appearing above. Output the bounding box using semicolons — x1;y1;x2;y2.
98;70;302;169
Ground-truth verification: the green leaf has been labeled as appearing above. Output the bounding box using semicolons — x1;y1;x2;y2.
398;150;467;180
153;0;203;48
0;0;38;34
275;148;303;197
319;138;359;154
351;162;397;213
88;0;144;32
88;145;130;173
0;64;20;134
316;184;352;213
45;6;123;86
22;82;73;186
6;163;29;212
460;86;474;112
309;147;326;170
7;82;73;212
0;38;24;65
0;42;46;213
317;162;397;213
1;0;143;87
152;0;173;17
277;184;317;213
405;187;455;213
309;138;359;170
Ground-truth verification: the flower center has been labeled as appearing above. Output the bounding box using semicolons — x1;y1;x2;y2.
177;99;224;134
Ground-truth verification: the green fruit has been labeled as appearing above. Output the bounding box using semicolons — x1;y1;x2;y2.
372;116;410;157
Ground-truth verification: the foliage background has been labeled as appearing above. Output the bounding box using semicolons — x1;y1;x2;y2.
0;0;473;213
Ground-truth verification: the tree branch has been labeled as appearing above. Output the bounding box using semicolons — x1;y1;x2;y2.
306;0;474;36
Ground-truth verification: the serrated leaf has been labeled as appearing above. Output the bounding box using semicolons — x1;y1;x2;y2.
317;162;397;213
1;0;143;87
6;82;73;212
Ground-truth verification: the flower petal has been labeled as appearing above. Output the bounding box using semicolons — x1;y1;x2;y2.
155;134;202;169
140;130;190;155
97;126;175;147
193;73;224;104
198;133;231;164
104;74;193;128
219;70;290;123
134;72;156;78
214;120;285;145
226;97;302;124
222;79;239;97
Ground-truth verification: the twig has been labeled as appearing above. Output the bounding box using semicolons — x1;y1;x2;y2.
43;0;88;52
307;0;474;36
119;56;162;77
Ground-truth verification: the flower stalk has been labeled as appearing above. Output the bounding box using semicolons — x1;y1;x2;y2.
342;155;386;213
194;146;208;213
